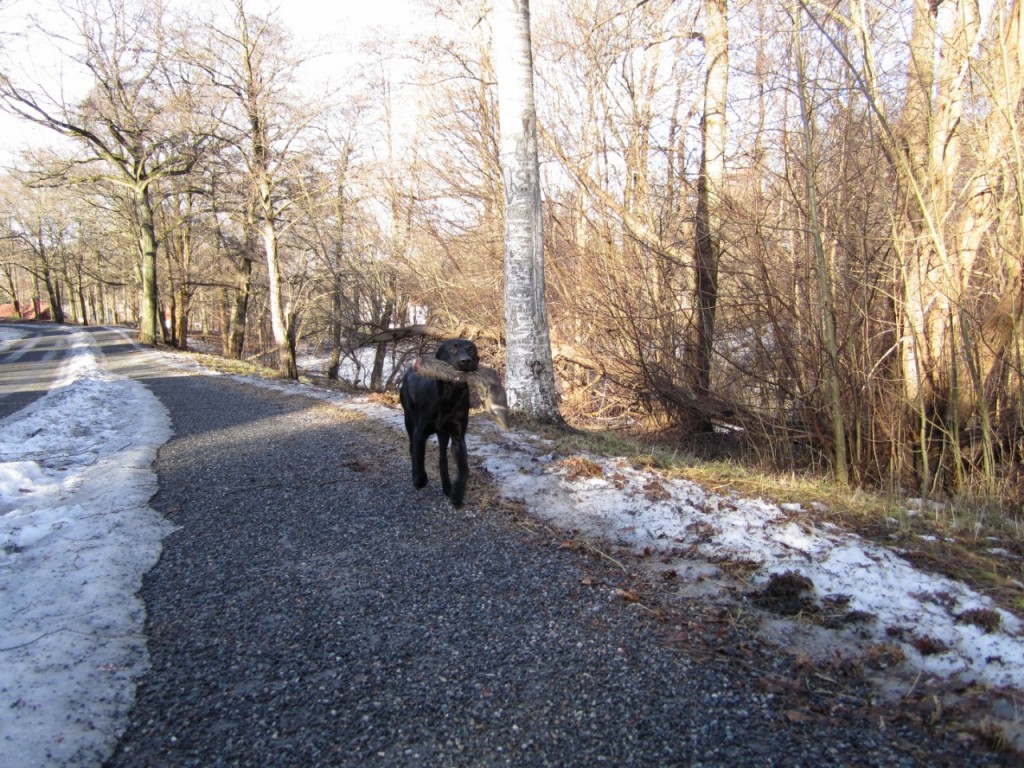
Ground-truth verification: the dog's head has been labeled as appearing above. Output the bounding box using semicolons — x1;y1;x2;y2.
436;338;479;373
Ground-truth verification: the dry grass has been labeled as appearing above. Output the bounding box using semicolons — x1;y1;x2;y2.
172;348;290;380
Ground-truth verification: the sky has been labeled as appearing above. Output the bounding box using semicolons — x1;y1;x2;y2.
0;0;432;165
1;321;1023;766
0;0;562;177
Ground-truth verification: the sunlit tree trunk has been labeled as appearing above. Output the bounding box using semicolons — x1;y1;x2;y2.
262;207;296;377
255;109;296;378
492;0;561;422
955;0;1024;396
136;184;160;343
898;0;980;407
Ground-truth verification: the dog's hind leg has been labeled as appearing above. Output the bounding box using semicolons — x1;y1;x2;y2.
437;431;452;498
411;429;429;489
450;435;469;508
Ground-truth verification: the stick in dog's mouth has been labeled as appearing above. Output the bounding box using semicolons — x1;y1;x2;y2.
412;357;510;430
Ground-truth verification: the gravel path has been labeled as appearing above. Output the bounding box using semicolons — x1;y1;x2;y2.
101;339;1010;767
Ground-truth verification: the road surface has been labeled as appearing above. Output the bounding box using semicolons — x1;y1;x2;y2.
0;323;72;418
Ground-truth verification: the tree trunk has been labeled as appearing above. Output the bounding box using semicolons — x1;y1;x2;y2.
898;0;980;407
43;270;64;323
2;264;20;317
793;5;848;483
230;0;299;380
262;212;297;379
227;256;253;359
370;298;395;391
76;269;88;326
328;280;344;381
138;184;160;345
690;0;729;414
492;0;561;422
38;238;64;324
175;283;190;350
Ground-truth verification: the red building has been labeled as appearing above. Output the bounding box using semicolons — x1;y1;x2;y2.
0;300;51;321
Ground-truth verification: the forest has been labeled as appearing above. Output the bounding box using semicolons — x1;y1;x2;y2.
1;0;1022;506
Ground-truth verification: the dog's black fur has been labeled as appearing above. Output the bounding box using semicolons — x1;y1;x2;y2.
399;339;480;507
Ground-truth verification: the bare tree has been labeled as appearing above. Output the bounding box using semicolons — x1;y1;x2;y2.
0;184;71;322
199;0;319;378
0;0;207;344
789;2;848;482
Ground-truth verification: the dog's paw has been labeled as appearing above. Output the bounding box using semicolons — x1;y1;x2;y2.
449;482;466;508
413;472;428;489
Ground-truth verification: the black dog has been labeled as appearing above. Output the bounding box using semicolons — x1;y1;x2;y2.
399;339;480;507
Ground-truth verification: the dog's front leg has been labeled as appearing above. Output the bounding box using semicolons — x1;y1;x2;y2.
450;434;469;508
410;428;429;489
437;431;452;498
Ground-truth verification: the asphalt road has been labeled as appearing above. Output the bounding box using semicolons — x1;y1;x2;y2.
0;323;73;418
71;328;1014;767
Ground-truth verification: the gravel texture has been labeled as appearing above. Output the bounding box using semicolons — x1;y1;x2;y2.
101;341;1012;767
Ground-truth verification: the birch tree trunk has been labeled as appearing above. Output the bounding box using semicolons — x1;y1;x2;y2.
492;0;561;422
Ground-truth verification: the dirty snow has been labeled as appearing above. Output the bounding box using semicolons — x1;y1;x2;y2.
0;329;174;767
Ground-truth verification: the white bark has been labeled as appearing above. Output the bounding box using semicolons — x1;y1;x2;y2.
492;0;560;421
